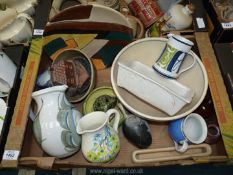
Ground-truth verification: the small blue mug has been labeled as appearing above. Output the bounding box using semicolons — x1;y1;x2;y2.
168;113;207;152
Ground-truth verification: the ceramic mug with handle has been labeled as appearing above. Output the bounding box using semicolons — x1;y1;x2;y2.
153;33;196;79
168;113;208;153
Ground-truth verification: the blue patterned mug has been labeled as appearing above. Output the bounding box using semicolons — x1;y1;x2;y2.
153;33;196;79
168;113;207;152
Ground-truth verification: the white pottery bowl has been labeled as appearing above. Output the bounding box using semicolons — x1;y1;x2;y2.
111;38;208;121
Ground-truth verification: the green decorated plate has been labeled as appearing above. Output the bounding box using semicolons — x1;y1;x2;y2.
83;86;125;125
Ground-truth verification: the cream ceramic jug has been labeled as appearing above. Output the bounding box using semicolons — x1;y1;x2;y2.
161;4;194;31
32;85;82;158
76;109;120;163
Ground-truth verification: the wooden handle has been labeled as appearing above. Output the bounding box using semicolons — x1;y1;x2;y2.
132;144;212;163
20;157;56;169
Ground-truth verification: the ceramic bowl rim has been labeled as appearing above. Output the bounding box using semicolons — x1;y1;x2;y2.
49;3;131;28
51;48;95;103
111;37;208;122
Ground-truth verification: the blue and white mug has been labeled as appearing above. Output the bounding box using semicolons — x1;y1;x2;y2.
153;33;196;79
168;113;207;152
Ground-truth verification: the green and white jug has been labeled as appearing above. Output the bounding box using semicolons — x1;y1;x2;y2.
32;85;82;158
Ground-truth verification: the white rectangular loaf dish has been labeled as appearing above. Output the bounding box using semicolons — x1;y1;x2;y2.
117;60;194;116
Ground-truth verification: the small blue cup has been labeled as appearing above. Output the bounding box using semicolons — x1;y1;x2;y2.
168;113;207;152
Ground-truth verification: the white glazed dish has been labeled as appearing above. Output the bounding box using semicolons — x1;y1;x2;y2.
117;60;194;116
49;0;120;20
0;13;34;45
50;4;131;28
111;38;208;121
0;50;17;95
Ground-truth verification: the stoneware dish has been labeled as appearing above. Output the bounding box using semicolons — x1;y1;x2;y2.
0;13;34;45
51;48;95;103
49;4;131;28
82;86;125;126
49;0;81;20
111;38;208;121
49;0;119;20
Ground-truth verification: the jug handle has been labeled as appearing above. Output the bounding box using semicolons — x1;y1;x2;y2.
167;33;174;38
106;109;120;133
29;98;44;121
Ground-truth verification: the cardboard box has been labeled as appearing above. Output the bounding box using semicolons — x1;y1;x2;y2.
0;45;28;162
195;32;233;162
1;0;232;169
0;0;52;168
203;0;233;43
213;43;233;108
1;32;231;169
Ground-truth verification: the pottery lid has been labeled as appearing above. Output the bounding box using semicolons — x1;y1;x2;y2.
0;8;18;31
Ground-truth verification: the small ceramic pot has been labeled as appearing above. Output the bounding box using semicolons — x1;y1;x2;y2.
168;113;207;153
0;13;34;45
161;4;194;32
205;123;221;144
0;50;17;95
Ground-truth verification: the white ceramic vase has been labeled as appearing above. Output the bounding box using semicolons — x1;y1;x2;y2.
161;4;194;31
32;85;82;158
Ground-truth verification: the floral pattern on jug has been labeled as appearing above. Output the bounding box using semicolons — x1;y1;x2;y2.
86;125;120;162
76;109;120;163
32;85;82;158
